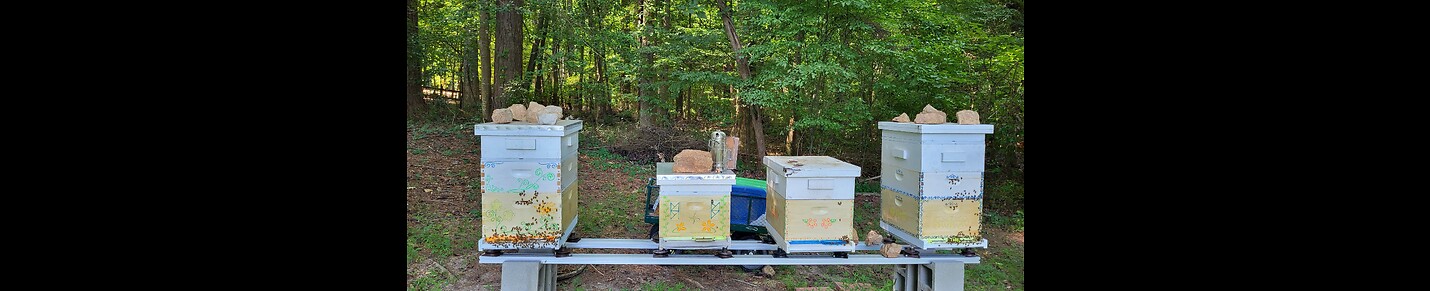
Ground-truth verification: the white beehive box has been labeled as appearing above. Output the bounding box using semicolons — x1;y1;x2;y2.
474;120;582;251
655;164;735;250
876;121;993;249
879;122;992;172
763;156;860;200
879;168;983;200
477;120;581;160
761;156;860;253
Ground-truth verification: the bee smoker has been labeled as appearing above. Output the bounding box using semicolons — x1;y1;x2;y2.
710;131;727;173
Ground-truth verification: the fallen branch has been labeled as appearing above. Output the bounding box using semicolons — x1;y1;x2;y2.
683;278;706;290
861;175;881;182
431;262;455;280
557;265;587;281
737;280;758;287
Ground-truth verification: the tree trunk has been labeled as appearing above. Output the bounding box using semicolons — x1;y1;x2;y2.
596;47;609;120
528;12;546;103
551;30;562;106
786;114;795;155
660;0;672;122
548;37;556;106
675;88;685;121
717;0;763;156
407;0;426;115
494;0;524;107
463;27;483;120
636;0;653;128
479;7;494;112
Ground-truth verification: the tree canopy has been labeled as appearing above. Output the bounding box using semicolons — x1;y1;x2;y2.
408;0;1023;184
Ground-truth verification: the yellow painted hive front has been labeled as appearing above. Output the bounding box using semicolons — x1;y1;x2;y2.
767;189;856;244
658;194;730;241
880;188;981;244
481;181;577;249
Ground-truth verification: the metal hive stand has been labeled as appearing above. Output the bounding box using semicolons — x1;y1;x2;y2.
482;238;981;291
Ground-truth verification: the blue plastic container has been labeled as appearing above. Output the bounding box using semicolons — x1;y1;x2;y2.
730;183;769;234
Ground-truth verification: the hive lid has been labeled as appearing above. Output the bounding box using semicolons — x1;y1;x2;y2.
655;162;735;185
473;120;583;137
877;121;992;134
762;156;861;178
655;174;736;185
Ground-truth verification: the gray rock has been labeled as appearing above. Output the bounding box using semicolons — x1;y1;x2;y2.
538;113;560;125
541;106;564;120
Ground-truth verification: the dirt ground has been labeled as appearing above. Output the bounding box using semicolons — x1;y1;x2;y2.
407;121;1024;290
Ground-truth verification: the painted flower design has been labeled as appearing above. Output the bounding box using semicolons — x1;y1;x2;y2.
676;222;688;231
536;201;556;215
701;219;716;232
483;203;512;226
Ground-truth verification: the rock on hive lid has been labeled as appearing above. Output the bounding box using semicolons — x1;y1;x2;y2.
473;120;583;136
876;121;992;134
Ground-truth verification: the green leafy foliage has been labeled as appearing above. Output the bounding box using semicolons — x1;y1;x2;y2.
412;0;1023;186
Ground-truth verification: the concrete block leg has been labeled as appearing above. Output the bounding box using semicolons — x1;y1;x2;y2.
928;261;966;291
501;261;542;291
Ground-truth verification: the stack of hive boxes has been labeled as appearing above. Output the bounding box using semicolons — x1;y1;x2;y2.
761;156;861;255
877;121;993;249
473;120;582;251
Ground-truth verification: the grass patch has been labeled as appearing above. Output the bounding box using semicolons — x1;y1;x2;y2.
985;210;1024;231
774;266;806;288
984;181;1024;212
407;238;418;264
852;197;882;238
456;217;479;251
408;269;449;291
640;281;687;291
409;217;456;259
583;147;654;178
577;187;646;237
569;277;584;291
577;146;654;237
964;242;1025;290
854;180;880;192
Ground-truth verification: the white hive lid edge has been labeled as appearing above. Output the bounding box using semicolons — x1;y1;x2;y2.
763;156;861;178
655;173;736;185
473;120;584;136
876;121;992;134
